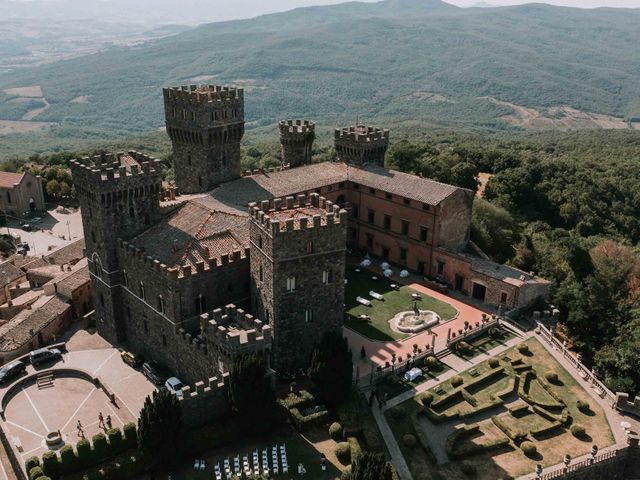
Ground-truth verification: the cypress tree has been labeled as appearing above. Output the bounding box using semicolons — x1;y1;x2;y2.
308;331;353;406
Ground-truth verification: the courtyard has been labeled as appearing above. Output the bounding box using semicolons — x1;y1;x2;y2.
383;337;616;479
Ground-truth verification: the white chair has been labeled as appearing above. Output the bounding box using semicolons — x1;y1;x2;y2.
193;459;200;470
199;460;205;471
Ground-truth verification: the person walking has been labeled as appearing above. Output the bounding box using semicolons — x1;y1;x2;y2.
98;412;104;429
77;420;84;437
106;414;112;429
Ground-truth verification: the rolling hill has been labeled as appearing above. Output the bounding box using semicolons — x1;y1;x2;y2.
1;0;639;156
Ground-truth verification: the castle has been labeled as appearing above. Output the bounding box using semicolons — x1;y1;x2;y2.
71;84;549;384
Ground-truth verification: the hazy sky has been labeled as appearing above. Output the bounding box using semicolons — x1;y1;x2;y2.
448;0;640;6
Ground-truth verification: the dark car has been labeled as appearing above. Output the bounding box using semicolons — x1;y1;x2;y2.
0;360;26;384
142;361;163;385
21;224;32;231
121;351;144;368
29;347;62;366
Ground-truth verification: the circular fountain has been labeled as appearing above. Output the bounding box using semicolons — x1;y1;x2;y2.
390;301;441;334
45;431;64;449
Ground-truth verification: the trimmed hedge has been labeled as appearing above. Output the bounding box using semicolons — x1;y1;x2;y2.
107;429;124;452
545;372;559;384
29;466;45;480
329;422;343;442
92;434;108;458
278;389;316;409
451;375;464;387
491;415;526;441
488;358;500;368
520;441;537;457
335;442;351;465
289;407;329;432
576;400;591;413
530;419;564;438
403;434;417;447
347;436;362;462
76;439;92;462
445;424;479;458
80;454;145;480
411;413;438;464
570;424;586;438
26;458;40;472
420;392;434;406
59;445;76;472
517;343;529;354
508;404;530;417
41;452;59;478
425;357;438;369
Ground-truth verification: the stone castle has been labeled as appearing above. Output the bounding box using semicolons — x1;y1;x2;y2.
71;84;550;384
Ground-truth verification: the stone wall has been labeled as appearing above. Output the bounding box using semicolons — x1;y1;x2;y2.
437;188;474;252
176;374;231;428
615;392;640;418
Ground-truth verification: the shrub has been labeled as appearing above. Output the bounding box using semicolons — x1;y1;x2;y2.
517;343;529;354
545;372;559;384
59;445;76;470
520;441;537;457
335;442;351;465
576;400;591;413
92;433;108;458
389;407;405;420
570;424;586;438
488;358;500;368
403;434;417;447
460;461;476;476
41;452;59;478
451;375;464;387
420;392;434;406
329;422;343;441
347;437;362;462
76;439;92;462
107;428;124;452
29;466;44;480
340;466;352;480
425;356;438;369
457;341;472;353
122;422;137;449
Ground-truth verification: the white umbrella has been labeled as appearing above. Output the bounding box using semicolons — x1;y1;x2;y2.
361;259;371;267
400;270;410;278
384;269;393;277
381;262;390;270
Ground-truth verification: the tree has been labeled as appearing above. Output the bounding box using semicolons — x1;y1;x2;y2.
470;198;518;263
450;161;480;192
45;179;61;197
137;388;182;472
228;354;276;433
308;331;353;406
351;452;393;480
595;317;640;395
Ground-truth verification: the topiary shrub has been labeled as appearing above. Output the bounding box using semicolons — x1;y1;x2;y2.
41;451;59;478
335;442;351;465
122;422;137;448
59;445;76;471
457;341;472;353
460;461;476;476
29;466;44;480
488;358;500;368
389;407;405;420
451;375;464;387
545;372;559;384
329;422;343;442
403;434;417;447
576;400;591;413
420;392;434;406
570;424;586;438
517;343;529;354
425;356;438;369
340;466;352;480
25;457;40;472
76;438;92;463
107;428;124;452
520;441;537;457
92;433;108;458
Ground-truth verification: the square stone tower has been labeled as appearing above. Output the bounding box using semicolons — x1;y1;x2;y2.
249;193;347;376
163;85;245;193
335;124;389;166
279;120;315;167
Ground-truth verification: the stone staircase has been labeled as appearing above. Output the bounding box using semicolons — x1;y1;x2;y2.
36;372;54;389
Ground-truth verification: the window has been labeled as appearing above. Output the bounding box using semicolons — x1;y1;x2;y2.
259;265;264;282
420;226;429;242
353;183;360;190
322;270;333;284
306;241;313;254
91;231;96;243
198;176;203;188
6;192;12;204
286;277;296;292
352;204;359;219
195;294;206;314
385;192;392;200
436;261;445;276
305;309;314;323
157;295;164;313
139;282;145;300
366;233;374;249
369;187;376;195
402;220;409;236
162;334;167;347
384;215;391;230
417;261;425;274
129;206;135;218
367;209;375;224
500;292;508;304
187;152;192;166
100;294;105;308
191;111;196;122
422;203;430;211
123;271;128;287
400;247;407;262
258;236;263;249
143;319;149;334
403;198;411;206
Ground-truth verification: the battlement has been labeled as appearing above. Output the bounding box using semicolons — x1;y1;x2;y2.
334;124;389;144
200;304;272;354
248;193;347;236
118;239;249;280
163;85;244;106
70;151;162;186
279;120;316;138
241;165;290;177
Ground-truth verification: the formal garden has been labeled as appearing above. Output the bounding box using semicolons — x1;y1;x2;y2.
344;266;458;341
384;337;615;479
450;326;517;361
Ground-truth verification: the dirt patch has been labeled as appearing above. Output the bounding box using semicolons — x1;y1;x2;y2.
0;120;54;134
70;95;91;104
481;97;632;131
22;99;50;120
477;172;492;198
3;85;43;98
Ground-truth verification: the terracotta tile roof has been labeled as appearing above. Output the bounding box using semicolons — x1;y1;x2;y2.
0;261;25;287
0;172;24;189
0;295;70;353
43;239;86;266
44;259;89;293
131;202;248;270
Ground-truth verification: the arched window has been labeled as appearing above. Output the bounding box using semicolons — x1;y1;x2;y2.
306;241;313;254
336;194;346;206
157;295;164;313
123;271;128;288
129;206;135;218
286;277;296;292
195;294;206;314
139;282;145;300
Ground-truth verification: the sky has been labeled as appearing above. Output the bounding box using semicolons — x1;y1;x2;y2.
448;0;640;6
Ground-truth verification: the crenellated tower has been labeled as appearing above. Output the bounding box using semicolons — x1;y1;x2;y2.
334;124;389;166
163;85;245;193
249;193;347;376
71;151;162;343
279;120;315;167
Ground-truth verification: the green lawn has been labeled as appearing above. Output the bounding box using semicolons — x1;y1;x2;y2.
344;266;458;341
375;360;450;399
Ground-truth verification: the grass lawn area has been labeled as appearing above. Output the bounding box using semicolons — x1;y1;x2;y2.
344;266;458;341
173;425;344;480
376;360;450;399
452;327;516;361
386;337;616;480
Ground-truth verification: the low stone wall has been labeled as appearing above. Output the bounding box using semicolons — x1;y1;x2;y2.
177;374;230;428
446;317;499;347
615;392;640;418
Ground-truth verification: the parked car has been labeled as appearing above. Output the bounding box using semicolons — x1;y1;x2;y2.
0;360;26;384
29;347;62;366
142;361;163;385
121;351;143;368
165;377;185;398
18;243;30;251
21;224;32;231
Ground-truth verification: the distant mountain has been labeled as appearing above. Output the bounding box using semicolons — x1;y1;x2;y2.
0;0;639;147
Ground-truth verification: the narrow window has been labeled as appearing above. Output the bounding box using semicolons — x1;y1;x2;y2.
400;247;407;262
305;309;314;323
501;292;508;304
420;226;429;242
258;236;263;249
352;204;359;219
366;233;374;249
306;241;313;254
100;294;105;308
123;271;128;288
403;198;411;206
139;282;145;300
384;215;391;230
385;192;392;200
286;277;296;292
143;319;149;334
437;261;445;276
402;220;409;236
367;209;375;225
259;265;264;282
417;261;425;274
162;334;167;347
157;295;164;313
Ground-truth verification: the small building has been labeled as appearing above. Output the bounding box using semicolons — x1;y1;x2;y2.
0;171;46;217
0;261;27;305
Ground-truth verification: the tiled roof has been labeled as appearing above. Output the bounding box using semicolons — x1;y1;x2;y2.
0;295;70;352
0;172;24;189
43;239;86;266
44;260;89;293
0;261;25;287
131;202;248;269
